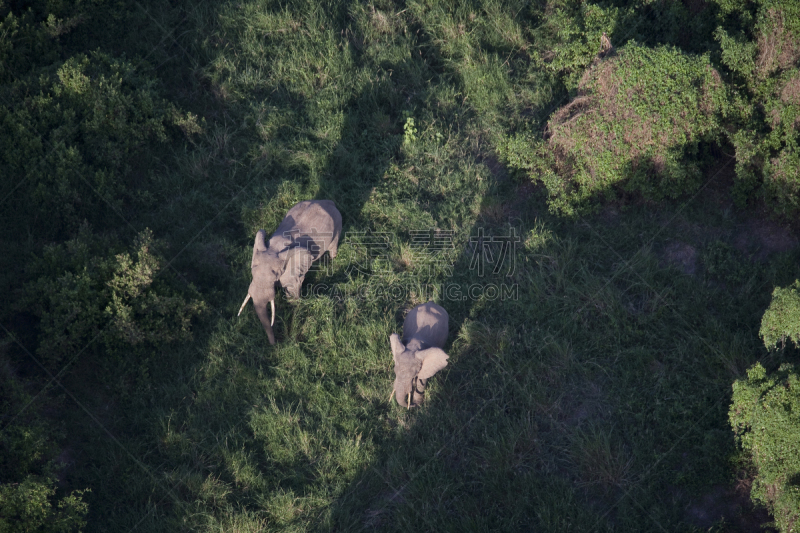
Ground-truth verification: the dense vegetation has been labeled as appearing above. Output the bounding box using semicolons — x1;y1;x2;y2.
731;361;800;533
729;281;800;532
1;0;798;531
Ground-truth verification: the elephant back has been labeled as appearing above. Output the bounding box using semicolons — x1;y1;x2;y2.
402;302;449;350
270;200;342;255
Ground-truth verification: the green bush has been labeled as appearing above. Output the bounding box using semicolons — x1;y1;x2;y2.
702;240;752;286
536;0;718;92
0;0;147;85
0;361;89;533
0;477;89;533
0;1;203;334
713;0;800;214
0;51;201;240
760;280;800;350
22;224;207;368
730;362;800;533
504;43;727;215
536;1;624;90
0;374;54;483
0;1;59;84
731;280;800;532
503;0;799;218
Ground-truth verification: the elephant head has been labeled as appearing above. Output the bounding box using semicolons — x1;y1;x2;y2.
390;334;449;408
238;229;313;345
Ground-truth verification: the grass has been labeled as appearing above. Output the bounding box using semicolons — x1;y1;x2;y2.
3;0;800;531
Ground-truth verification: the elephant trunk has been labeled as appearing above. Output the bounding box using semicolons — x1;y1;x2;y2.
254;296;276;345
394;378;414;408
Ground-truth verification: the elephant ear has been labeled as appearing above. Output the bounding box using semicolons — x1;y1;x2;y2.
252;230;268;268
389;334;405;359
416;348;448;380
282;245;314;278
278;245;314;299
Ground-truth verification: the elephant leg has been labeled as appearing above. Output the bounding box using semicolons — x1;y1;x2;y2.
327;239;338;260
412;378;427;406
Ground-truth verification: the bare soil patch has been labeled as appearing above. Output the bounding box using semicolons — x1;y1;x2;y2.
685;483;777;532
663;242;698;275
734;216;798;261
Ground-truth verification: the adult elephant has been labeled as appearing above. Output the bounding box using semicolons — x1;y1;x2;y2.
238;200;342;344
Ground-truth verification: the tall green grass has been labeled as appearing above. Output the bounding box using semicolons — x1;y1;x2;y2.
2;0;799;531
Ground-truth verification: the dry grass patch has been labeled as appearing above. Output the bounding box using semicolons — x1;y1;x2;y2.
780;73;800;106
756;8;800;77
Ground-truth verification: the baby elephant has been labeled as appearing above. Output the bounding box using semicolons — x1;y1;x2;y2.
239;200;342;345
390;302;450;408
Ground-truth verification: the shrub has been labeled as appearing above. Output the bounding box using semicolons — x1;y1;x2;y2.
730;362;800;533
0;50;202;240
0;361;89;533
760;280;800;350
22;224;207;368
702;240;751;286
536;0;717;92
537;2;624;91
0;477;89;533
713;0;800;214
0;373;54;482
506;43;727;215
505;0;799;218
0;1;59;84
105;229;208;348
730;280;800;532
